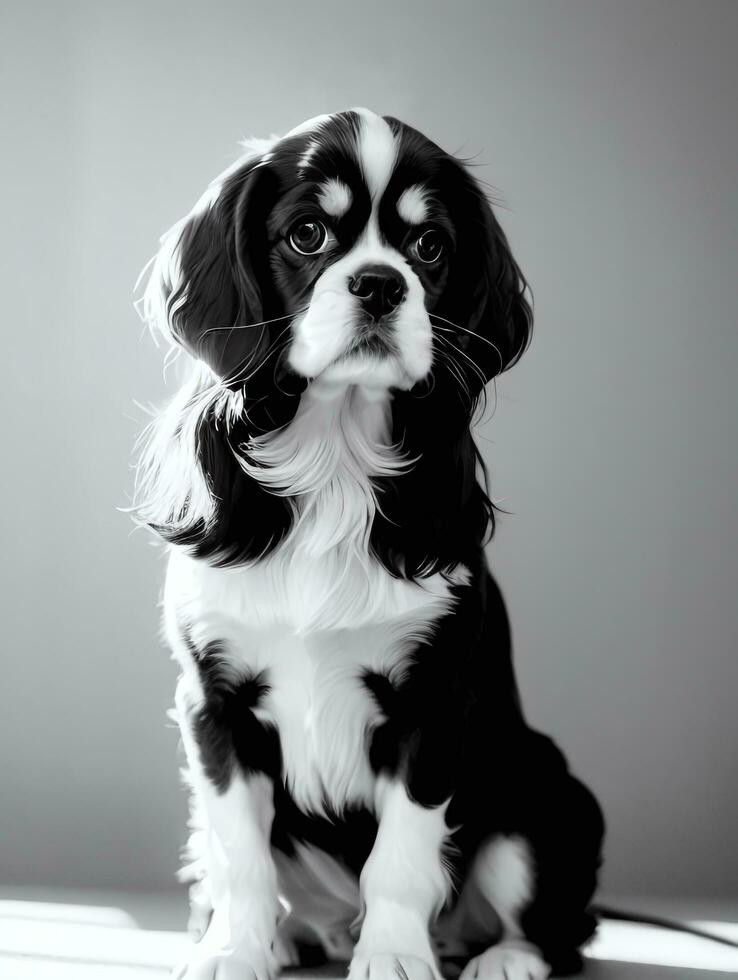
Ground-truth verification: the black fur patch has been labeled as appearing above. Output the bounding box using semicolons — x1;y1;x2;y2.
179;624;281;792
270;788;378;877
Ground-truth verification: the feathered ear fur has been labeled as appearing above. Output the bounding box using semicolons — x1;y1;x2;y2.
469;188;533;378
436;163;533;392
139;140;304;410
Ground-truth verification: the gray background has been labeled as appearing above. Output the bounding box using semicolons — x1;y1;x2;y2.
1;0;736;900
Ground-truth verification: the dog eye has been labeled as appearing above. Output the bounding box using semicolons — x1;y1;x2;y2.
288;220;329;255
412;229;445;264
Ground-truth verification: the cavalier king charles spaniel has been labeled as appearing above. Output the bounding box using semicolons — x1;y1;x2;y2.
134;108;604;980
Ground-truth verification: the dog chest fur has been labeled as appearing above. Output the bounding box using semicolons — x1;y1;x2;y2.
165;545;464;815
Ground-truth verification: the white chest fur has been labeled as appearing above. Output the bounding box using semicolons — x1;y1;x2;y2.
163;383;467;816
165;547;464;815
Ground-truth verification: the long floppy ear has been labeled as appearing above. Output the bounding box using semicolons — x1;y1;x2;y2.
470;191;533;377
438;164;533;389
139;142;300;401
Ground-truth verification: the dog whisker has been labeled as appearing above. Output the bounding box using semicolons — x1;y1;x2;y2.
434;332;487;389
223;323;295;390
197;308;309;343
429;313;503;365
432;338;474;405
433;332;494;426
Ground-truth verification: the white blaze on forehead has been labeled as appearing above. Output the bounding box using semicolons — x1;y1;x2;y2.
354;107;397;201
298;140;319;172
318;178;353;218
397;184;430;225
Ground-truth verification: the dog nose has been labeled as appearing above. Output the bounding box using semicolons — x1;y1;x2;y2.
348;264;407;320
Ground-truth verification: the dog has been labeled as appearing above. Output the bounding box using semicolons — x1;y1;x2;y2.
134;108;604;980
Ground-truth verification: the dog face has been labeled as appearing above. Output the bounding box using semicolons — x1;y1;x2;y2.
143;108;531;422
268;110;451;390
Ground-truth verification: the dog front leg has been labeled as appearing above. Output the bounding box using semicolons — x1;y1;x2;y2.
172;678;280;980
349;776;451;980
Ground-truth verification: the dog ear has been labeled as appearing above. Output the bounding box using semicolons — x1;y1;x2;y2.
471;192;533;378
139;144;289;392
439;164;533;390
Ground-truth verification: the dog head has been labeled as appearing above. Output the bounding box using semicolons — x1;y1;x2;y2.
141;108;531;424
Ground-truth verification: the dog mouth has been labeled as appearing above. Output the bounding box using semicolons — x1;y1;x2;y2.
341;316;399;360
343;334;395;359
319;324;406;386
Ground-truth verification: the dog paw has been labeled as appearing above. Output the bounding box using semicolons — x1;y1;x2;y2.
186;881;213;942
171;946;274;980
348;953;441;980
459;941;550;980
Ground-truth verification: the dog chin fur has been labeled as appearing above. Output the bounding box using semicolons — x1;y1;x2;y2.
316;355;420;389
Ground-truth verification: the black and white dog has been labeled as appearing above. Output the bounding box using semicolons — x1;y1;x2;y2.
135;108;604;980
